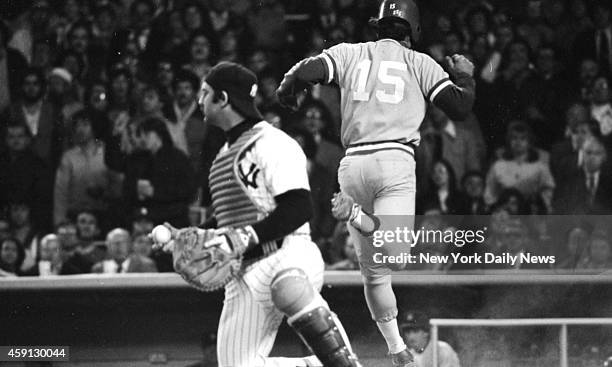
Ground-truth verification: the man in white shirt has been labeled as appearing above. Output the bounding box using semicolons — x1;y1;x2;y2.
400;311;461;367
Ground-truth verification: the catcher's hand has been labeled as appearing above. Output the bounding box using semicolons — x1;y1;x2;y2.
172;227;243;292
150;222;179;252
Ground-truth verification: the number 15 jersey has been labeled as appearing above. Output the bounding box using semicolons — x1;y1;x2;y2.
320;39;451;147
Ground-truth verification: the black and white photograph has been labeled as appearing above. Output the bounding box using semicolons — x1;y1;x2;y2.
1;0;612;366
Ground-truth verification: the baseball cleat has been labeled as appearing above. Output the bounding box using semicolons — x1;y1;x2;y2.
390;348;416;367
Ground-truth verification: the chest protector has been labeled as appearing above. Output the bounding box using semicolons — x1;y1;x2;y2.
209;124;279;263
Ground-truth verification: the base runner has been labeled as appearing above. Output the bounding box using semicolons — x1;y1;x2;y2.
276;1;475;366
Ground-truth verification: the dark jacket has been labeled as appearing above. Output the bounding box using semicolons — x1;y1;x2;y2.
4;47;28;101
554;168;612;214
128;146;196;226
0;149;52;228
6;101;64;168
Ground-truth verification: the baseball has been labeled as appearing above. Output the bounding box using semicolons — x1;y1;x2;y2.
152;225;172;244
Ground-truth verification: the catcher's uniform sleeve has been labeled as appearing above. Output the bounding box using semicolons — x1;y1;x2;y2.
255;128;310;196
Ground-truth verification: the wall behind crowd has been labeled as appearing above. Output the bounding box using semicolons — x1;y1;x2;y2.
1;0;612;277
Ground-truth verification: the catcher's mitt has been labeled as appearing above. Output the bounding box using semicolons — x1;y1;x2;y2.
172;227;242;292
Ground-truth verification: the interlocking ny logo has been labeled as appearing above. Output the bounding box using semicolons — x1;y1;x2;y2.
238;162;260;189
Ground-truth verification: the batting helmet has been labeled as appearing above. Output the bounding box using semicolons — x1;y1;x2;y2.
373;0;421;43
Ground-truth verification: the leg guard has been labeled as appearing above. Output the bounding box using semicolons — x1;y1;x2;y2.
289;307;360;367
271;268;360;367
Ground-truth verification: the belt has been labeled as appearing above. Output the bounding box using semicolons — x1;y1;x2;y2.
241;232;310;266
345;140;416;157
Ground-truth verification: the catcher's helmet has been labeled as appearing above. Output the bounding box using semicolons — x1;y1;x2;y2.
373;0;421;43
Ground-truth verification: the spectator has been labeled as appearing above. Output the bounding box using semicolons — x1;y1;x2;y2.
104;117;150;226
497;39;538;123
0;20;28;114
578;230;612;270
162;69;204;163
464;5;493;43
8;0;52;63
218;29;241;63
286;126;335;242
556;226;591;270
31;38;55;72
75;210;102;251
109;0;156;74
55;220;93;274
261;105;285;130
246;49;271;76
0;218;10;243
493;188;530;215
485;121;555;211
521;44;568;147
399;311;460;367
154;58;175;107
183;30;215;80
54;110;111;225
8;201;40;273
132;233;154;258
151;9;188;65
257;70;281;109
418;160;462;215
63;21;104;82
247;0;287;51
516;0;551;52
0;121;52;229
457;171;487;215
107;67;133;125
422;105;482;185
572;0;612;75
161;70;224;206
137;85;165;119
326;230;359;271
182;1;215;37
7;67;63;168
47;67;83;126
26;233;62;276
133;117;196;226
565;0;594;55
485;218;541;270
130;207;155;237
297;100;343;183
550;103;596;183
589;75;612;142
554;136;612;214
92;228;157;273
91;4;118;53
443;30;465;58
0;237;25;277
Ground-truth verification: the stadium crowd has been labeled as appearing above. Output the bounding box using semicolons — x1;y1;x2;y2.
1;0;612;277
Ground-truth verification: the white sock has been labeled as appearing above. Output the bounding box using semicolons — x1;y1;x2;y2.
377;318;406;354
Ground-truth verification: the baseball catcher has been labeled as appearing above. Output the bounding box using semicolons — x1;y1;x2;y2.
152;61;361;367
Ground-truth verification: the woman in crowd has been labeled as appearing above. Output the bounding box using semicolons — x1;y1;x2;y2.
485;120;555;212
578;230;612;270
418;160;462;215
0;237;25;277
